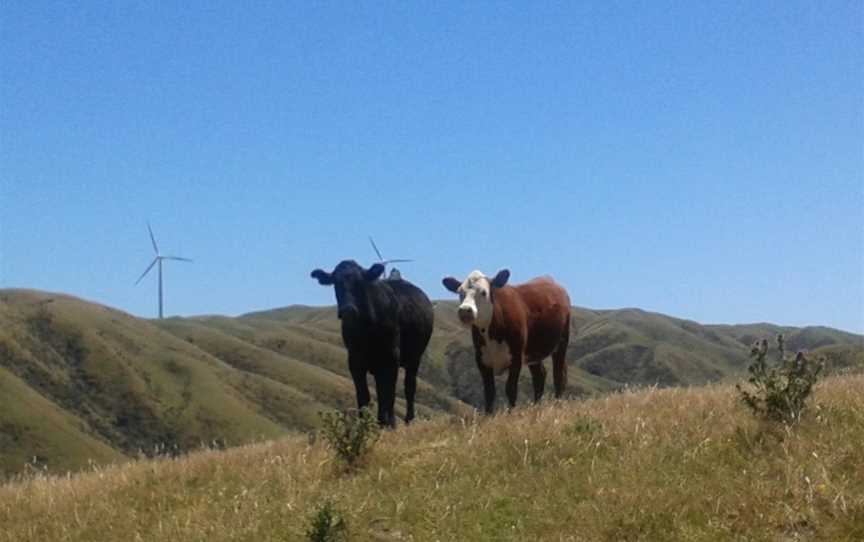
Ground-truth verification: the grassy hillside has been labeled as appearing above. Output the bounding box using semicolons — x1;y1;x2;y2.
0;366;123;473
1;289;861;479
709;322;864;352
1;374;861;541
0;290;466;478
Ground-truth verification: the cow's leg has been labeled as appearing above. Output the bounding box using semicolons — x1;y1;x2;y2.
374;363;398;428
349;361;370;410
528;362;547;403
403;365;418;424
552;316;570;398
475;352;496;414
505;357;522;409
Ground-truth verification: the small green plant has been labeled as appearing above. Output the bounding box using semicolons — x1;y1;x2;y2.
736;334;824;424
305;500;347;542
318;406;380;468
564;415;603;437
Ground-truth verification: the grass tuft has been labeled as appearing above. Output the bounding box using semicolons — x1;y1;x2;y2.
305;500;347;542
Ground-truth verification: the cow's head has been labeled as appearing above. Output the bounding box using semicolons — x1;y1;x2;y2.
311;260;385;321
441;269;510;329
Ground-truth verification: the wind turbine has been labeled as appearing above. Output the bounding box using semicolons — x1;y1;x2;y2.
135;223;192;319
368;236;412;280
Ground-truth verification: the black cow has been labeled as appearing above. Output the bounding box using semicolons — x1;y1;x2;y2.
311;260;434;426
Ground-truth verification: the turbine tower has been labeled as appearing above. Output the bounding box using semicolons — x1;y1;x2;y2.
368;236;412;280
135;223;192;319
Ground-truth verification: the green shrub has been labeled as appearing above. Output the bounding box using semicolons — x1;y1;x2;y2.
318;407;380;468
305;500;347;542
736;334;824;424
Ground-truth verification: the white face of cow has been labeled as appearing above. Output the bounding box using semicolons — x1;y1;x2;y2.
457;271;493;328
442;269;510;330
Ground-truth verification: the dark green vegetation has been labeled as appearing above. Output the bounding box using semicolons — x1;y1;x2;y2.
317;407;380;469
737;335;824;424
305;500;348;542
1;288;861;478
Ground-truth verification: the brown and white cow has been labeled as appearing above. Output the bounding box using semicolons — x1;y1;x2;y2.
442;269;571;414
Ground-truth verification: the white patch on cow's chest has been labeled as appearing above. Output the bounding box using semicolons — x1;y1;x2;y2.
478;331;512;375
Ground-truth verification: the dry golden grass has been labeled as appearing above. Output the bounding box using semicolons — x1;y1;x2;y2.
1;375;862;541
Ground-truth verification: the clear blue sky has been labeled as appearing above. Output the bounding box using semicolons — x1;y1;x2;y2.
2;1;862;332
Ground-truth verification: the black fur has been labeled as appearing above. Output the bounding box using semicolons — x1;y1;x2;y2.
311;260;433;426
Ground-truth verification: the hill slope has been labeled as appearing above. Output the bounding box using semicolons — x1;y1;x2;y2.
0;290;465;478
1;374;862;541
1;289;861;478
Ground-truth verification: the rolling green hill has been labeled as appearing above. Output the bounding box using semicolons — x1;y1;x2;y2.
1;289;861;478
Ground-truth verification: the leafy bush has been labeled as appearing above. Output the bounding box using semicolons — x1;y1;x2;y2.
736;334;823;424
305;500;347;542
318;407;380;468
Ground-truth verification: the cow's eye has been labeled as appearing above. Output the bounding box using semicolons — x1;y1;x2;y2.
480;290;487;298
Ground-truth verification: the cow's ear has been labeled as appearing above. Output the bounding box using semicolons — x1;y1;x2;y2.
442;277;461;293
491;269;510;288
365;263;385;281
311;269;334;285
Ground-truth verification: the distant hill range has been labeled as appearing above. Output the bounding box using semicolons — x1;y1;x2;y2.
1;289;861;477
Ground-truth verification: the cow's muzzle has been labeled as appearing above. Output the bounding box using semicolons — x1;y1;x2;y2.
457;306;475;325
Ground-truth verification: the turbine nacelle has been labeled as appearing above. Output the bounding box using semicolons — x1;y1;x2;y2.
368;235;412;280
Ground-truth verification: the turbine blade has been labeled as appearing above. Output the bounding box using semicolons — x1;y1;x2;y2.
134;258;159;285
147;222;159;254
163;256;193;262
384;259;413;264
369;236;384;262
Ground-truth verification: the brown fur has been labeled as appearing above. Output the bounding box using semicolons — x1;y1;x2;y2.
479;277;571;412
489;278;569;360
